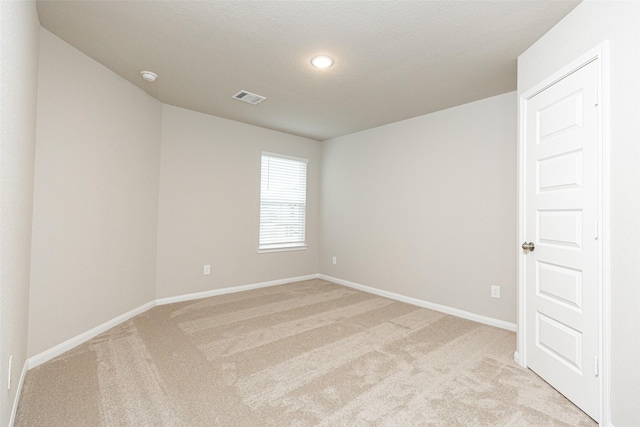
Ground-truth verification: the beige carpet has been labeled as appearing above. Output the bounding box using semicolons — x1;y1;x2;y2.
15;279;596;426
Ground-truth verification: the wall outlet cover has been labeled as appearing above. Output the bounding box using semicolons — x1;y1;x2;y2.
491;285;501;299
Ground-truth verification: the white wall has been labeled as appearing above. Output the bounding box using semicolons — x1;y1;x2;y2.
320;92;517;324
156;105;321;298
517;2;640;425
28;29;162;358
0;1;40;424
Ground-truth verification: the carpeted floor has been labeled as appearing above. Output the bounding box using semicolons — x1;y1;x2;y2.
15;279;596;426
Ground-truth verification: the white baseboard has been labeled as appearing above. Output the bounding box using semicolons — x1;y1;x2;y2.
319;274;517;332
23;271;516;416
513;351;521;366
26;274;320;370
155;274;320;306
8;359;28;427
27;300;157;370
17;272;520;426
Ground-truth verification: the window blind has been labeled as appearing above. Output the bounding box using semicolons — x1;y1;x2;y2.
259;153;308;251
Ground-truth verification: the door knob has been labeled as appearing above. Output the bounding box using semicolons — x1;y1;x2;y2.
522;242;535;251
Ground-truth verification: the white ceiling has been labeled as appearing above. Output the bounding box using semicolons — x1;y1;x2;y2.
36;1;580;141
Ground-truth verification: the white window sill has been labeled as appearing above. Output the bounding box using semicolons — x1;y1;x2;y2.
257;245;308;254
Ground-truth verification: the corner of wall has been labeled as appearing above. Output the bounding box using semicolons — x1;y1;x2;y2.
0;1;40;425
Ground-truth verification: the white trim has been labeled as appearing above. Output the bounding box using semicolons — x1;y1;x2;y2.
319;274;517;332
27;300;157;370
261;151;308;164
26;274;320;370
517;42;610;426
517;84;527;368
257;245;308;254
8;359;28;427
513;351;521;366
155;274;319;306
600;41;611;427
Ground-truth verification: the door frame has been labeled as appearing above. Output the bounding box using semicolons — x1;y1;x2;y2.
516;42;610;424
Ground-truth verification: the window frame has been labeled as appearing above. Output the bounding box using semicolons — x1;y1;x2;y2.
257;151;309;253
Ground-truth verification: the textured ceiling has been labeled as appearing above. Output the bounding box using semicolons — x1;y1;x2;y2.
36;1;580;141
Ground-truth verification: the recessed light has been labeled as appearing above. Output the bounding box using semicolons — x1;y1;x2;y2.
140;71;158;82
311;55;334;69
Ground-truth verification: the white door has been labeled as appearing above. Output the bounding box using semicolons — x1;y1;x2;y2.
523;59;601;421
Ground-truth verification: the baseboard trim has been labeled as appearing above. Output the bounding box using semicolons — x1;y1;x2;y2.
27;300;157;370
26;274;320;370
24;272;515;394
155;274;320;306
320;274;517;332
8;359;28;427
513;351;521;366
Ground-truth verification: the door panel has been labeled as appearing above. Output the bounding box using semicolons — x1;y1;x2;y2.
524;59;600;421
537;149;583;191
536;261;582;309
536;312;583;372
537;210;583;247
537;90;583;141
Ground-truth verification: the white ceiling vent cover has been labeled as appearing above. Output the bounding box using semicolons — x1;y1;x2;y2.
232;90;266;105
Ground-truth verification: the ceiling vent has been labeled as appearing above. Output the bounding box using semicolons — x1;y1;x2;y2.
232;90;266;105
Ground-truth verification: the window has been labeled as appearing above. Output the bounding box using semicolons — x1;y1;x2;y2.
258;152;308;252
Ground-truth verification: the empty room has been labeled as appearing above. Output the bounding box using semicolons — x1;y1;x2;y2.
1;1;639;426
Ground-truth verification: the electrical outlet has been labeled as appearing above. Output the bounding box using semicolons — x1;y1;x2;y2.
204;265;211;275
491;285;501;299
8;355;12;390
332;256;337;265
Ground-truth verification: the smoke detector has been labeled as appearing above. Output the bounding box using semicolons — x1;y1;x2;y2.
232;90;266;105
140;71;158;82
